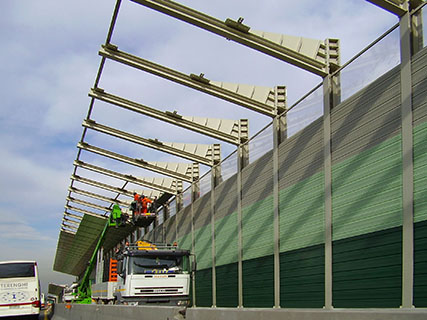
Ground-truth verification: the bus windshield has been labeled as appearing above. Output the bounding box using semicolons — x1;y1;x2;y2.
0;263;35;278
129;255;189;274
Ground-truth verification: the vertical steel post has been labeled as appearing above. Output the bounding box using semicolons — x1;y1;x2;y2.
400;1;414;308
237;119;249;307
323;73;333;310
211;144;220;307
323;37;340;309
191;163;197;307
175;179;181;242
162;205;168;243
273;86;286;308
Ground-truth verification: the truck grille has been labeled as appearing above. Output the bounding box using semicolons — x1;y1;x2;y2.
134;286;183;295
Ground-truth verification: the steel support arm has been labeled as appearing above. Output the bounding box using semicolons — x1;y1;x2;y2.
129;0;332;76
99;45;277;116
74;160;178;195
66;196;111;212
71;174;134;197
61;222;78;231
366;0;408;16
82;119;214;166
64;211;83;221
77;141;194;182
69;186;131;207
89;88;241;145
62;217;80;227
65;204;108;219
60;228;76;235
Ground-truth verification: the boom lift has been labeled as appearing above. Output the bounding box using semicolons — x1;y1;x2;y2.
73;203;156;303
73;216;110;303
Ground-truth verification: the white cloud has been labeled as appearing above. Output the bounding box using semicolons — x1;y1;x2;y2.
0;148;70;213
0;220;53;242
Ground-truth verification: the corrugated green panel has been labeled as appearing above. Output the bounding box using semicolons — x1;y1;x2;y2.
164;215;176;244
143;230;154;242
194;224;212;269
412;47;427;127
177;232;192;251
177;206;191;237
278;118;323;190
215;175;237;221
216;263;238;307
333;227;402;308
414;220;427;307
195;268;212;307
215;211;238;266
414;122;427;223
193;193;211;229
242;255;274;307
242;150;273;208
331;65;400;164
279;172;324;252
280;244;324;308
242;196;274;261
332;134;402;240
154;226;163;243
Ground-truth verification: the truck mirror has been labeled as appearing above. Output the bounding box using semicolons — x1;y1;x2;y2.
191;260;197;273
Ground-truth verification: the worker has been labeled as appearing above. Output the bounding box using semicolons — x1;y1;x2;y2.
130;193;138;213
138;194;145;214
141;195;152;214
111;204;122;228
135;192;142;214
149;196;158;213
130;193;139;224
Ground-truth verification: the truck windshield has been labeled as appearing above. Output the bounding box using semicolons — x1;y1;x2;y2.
129;255;189;274
0;263;35;278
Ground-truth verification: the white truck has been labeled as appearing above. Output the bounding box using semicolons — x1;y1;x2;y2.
92;241;195;306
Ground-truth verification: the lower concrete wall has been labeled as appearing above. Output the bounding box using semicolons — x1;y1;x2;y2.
52;304;184;320
52;304;427;320
187;308;427;320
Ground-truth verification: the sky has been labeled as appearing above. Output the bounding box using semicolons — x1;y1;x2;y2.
0;0;399;295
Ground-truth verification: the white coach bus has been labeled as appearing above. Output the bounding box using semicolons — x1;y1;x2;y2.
0;261;41;319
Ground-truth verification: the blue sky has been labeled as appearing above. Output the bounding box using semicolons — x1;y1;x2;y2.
0;0;398;294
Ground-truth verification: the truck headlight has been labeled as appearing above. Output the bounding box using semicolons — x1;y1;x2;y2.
177;300;189;306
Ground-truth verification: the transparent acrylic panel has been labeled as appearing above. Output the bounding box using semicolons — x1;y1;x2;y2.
183;186;192;207
157;210;164;225
340;27;400;101
287;85;323;138
169;198;176;217
199;171;212;198
248;123;273;164
220;150;238;182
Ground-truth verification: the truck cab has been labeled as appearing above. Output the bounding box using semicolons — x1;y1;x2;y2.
114;241;193;306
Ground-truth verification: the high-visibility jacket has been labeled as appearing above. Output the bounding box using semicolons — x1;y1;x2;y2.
141;197;152;213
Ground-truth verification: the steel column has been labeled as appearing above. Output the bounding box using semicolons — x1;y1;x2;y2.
273;86;286;308
400;2;414;308
210;144;220;307
323;74;333;310
236;119;248;308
